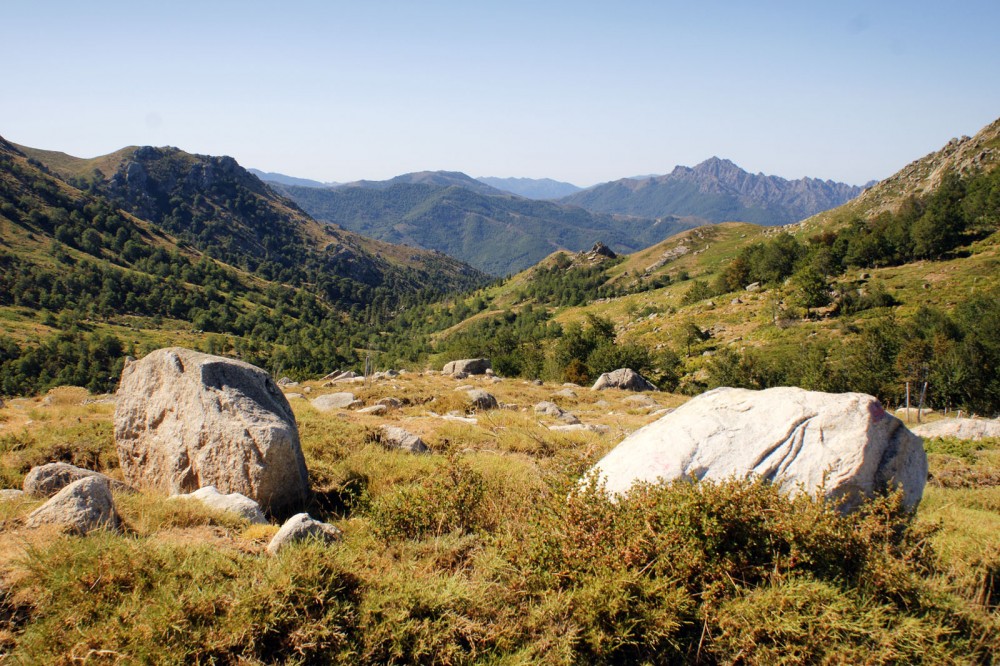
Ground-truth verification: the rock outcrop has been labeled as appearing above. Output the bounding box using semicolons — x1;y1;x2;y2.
911;417;1000;441
443;358;492;376
267;513;342;555
114;348;309;514
591;368;657;392
22;463;128;497
172;486;267;524
590;387;927;512
25;477;121;534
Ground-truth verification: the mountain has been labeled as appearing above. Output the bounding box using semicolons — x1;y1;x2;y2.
340;170;503;196
0;137;488;393
560;157;865;226
247;168;335;189
274;175;702;276
476;176;582;199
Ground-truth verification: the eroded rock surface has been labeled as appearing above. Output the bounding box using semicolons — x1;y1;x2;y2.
26;477;121;534
114;347;309;514
590;387;927;512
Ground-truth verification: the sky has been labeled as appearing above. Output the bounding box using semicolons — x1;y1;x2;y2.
2;1;998;187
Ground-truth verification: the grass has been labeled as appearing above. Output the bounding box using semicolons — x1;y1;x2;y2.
0;374;998;663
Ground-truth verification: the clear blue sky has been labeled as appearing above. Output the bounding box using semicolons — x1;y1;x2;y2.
3;1;998;186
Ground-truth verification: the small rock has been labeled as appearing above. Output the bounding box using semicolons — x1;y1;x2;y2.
455;384;473;391
23;463;130;498
267;513;342;555
554;388;578;399
376;397;403;409
303;386;312;394
453;371;469;380
592;368;657;392
745;282;761;292
378;426;429;453
911;417;1000;441
534;401;564;416
532;379;543;386
1;489;25;501
311;393;358;412
624;395;658;408
357;404;388;415
549;424;610;433
25;477;121;534
443;358;492;376
276;377;298;387
467;389;499;411
558;412;582;425
172;486;267;524
284;393;305;400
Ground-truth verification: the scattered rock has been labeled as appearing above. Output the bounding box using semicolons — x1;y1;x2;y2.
466;389;499;411
549;424;610;433
1;489;25;501
591;368;658;392
532;379;543;386
357;404;387;415
624;394;658;408
172;486;267;524
311;392;360;412
284;393;304;400
443;358;492;376
114;347;309;514
534;401;564;417
25;477;122;534
745;282;761;292
895;407;936;419
590;387;927;512
554;388;578;399
558;412;582;425
303;386;312;394
267;513;342;555
378;426;429;453
376;397;403;410
23;463;130;497
276;377;298;387
912;417;1000;441
454;384;474;391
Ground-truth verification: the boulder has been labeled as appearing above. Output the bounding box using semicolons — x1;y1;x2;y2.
23;463;129;497
592;369;657;392
310;392;359;412
534;401;564;416
172;486;267;524
911;417;1000;441
25;477;121;534
590;387;927;512
443;358;492;376
114;348;309;514
378;426;429;453
267;513;342;555
466;389;499;411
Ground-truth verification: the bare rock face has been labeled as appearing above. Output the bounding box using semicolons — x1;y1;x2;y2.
26;477;121;534
23;463;129;498
114;348;309;515
172;486;267;524
911;417;1000;441
592;368;657;392
443;358;492;376
590;387;927;512
267;513;342;555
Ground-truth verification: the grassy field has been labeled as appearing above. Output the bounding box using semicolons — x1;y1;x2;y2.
0;377;997;664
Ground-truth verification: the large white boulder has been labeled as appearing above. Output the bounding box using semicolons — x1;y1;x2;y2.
911;417;1000;441
25;477;122;534
590;387;927;512
114;348;309;514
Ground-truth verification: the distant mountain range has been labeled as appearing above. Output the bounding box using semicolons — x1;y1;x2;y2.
475;176;582;200
272;177;699;276
559;157;867;226
247;168;336;189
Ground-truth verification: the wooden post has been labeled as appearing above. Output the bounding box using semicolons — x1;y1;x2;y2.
917;382;928;423
905;382;911;424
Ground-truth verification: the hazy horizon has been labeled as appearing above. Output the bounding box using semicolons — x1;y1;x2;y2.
3;1;998;187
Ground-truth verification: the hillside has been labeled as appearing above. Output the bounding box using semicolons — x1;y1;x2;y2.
247;168;334;189
0;137;488;395
432;116;1000;415
560;157;865;226
476;176;582;199
276;176;702;275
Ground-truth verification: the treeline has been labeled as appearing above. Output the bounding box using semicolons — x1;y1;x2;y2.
513;253;672;308
684;168;1000;313
705;287;1000;414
